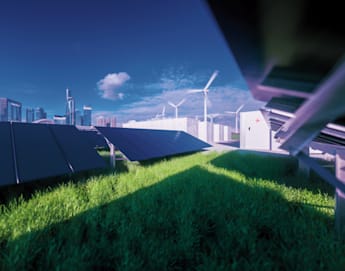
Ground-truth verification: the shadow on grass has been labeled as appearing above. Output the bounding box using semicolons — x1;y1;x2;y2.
1;163;344;270
211;150;335;197
0;157;129;206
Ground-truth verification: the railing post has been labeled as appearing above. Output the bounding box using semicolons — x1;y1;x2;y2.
109;143;116;168
335;149;345;237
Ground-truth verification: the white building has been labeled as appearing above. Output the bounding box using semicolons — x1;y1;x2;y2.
123;117;233;143
123;117;199;138
240;110;281;151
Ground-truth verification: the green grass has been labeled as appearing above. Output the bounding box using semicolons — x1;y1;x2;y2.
0;150;344;270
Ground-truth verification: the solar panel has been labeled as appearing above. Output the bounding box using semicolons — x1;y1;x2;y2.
96;127;211;161
79;129;108;149
0;122;17;186
265;97;304;114
12;122;72;183
49;125;107;172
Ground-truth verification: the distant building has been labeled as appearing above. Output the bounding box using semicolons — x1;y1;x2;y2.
65;88;75;125
53;115;67;125
110;116;117;127
0;98;22;122
35;107;47;120
83;105;92;126
95;115;116;127
122;117;233;143
75;110;83;126
26;108;35;123
95;116;106;127
33;119;54;124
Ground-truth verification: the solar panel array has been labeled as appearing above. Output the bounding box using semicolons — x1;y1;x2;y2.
0;122;107;186
96;127;211;161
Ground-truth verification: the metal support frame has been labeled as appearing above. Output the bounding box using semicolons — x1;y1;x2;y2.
296;152;345;194
109;142;116;168
335;150;345;237
297;150;345;237
104;137;116;168
9;122;20;184
298;147;310;179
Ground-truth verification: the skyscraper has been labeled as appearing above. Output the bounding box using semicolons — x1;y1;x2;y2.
83;105;92;126
75;110;83;126
0;98;7;121
65;88;75;125
35;107;47;120
0;98;22;122
26;108;35;123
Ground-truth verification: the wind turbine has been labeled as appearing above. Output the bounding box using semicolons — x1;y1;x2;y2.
226;104;244;133
155;106;166;119
168;98;186;119
208;113;221;124
188;70;219;123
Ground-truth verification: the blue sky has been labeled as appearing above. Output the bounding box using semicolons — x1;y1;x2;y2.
0;0;263;124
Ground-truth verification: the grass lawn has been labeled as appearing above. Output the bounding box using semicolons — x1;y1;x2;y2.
0;150;344;270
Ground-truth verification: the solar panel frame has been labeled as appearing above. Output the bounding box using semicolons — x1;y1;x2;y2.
0;122;17;186
96;127;211;161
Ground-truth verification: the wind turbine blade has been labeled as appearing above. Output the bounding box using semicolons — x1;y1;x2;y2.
168;101;176;108
177;98;186;107
225;111;236;114
187;88;203;93
236;104;245;113
204;70;219;90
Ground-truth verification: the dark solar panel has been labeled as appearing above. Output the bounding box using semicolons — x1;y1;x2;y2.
0;122;17;186
12;122;72;183
96;127;211;161
50;125;107;172
266;97;304;113
260;67;323;94
79;130;108;149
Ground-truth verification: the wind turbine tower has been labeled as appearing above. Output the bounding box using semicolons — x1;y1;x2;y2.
226;104;244;133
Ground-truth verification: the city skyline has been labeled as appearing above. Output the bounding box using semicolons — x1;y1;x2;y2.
0;0;263;124
0;90;94;126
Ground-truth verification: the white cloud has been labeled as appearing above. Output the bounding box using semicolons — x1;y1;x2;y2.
145;67;202;91
118;92;124;99
97;72;130;100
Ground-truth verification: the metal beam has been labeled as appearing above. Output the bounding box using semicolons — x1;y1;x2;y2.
335;150;345;237
277;60;345;155
296;152;345;194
